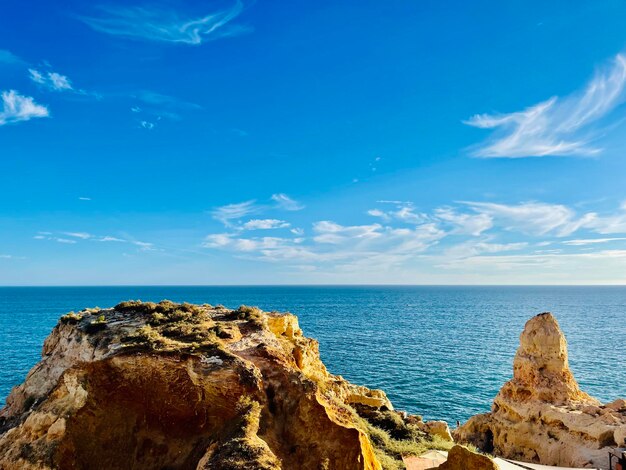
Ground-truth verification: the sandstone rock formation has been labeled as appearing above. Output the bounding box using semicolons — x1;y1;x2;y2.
0;301;461;470
436;445;498;470
456;312;626;468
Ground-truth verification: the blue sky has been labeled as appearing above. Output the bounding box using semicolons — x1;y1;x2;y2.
3;0;626;284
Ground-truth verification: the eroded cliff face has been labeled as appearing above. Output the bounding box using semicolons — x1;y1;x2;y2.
0;301;454;470
456;312;626;468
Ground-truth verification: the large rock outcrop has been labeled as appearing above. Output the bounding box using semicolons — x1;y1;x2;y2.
0;301;459;470
456;312;626;468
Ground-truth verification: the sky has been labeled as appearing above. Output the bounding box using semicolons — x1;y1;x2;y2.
2;0;626;285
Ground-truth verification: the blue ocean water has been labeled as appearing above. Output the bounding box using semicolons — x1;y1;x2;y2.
0;286;624;423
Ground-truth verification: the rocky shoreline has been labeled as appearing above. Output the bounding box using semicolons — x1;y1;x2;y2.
0;301;622;469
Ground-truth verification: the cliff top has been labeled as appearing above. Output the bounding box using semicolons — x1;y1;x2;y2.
0;300;459;470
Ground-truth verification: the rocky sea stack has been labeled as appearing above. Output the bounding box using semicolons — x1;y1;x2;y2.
456;312;626;468
0;300;467;470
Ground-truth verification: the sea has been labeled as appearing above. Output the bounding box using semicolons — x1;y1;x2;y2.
0;286;624;424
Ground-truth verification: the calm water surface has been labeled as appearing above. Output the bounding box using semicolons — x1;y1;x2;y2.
0;286;624;423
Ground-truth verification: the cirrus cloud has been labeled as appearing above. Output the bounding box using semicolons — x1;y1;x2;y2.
78;1;250;45
465;53;626;158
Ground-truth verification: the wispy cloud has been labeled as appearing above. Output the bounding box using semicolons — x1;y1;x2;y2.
34;231;156;250
78;197;92;201
271;193;305;211
64;232;92;240
79;1;250;45
28;67;100;100
563;237;626;246
313;221;382;244
212;200;259;226
465;53;626;157
127;90;202;129
205;218;446;270
132;240;157;251
368;203;425;224
462;201;594;237
211;194;304;227
444;239;528;259
434;207;493;236
242;219;290;230
29;68;73;92
99;236;126;242
201;196;626;279
0;90;49;126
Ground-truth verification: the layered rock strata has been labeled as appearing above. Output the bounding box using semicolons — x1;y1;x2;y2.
0;301;460;470
456;312;626;468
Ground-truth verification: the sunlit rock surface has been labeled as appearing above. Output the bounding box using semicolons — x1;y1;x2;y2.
0;301;461;469
456;312;626;468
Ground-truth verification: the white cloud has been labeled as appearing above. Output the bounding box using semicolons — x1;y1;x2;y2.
55;238;78;244
394;206;424;223
205;218;446;271
34;231;159;251
313;221;382;244
585;212;626;234
98;236;126;242
201;197;626;280
563;237;626;246
212;200;259;226
203;233;300;254
78;197;92;201
367;203;425;224
232;237;292;252
79;1;250;45
434;207;493;236
64;232;92;240
465;53;626;157
212;195;304;228
134;241;154;251
29;69;73;91
204;233;233;248
0;90;49;126
367;209;390;221
271;193;304;211
242;219;290;230
462;201;594;237
48;72;73;91
444;240;528;259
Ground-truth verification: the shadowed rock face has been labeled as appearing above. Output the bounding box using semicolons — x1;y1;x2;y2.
456;312;626;468
0;301;458;470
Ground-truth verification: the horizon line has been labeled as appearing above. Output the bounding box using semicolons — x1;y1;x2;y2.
1;284;626;288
